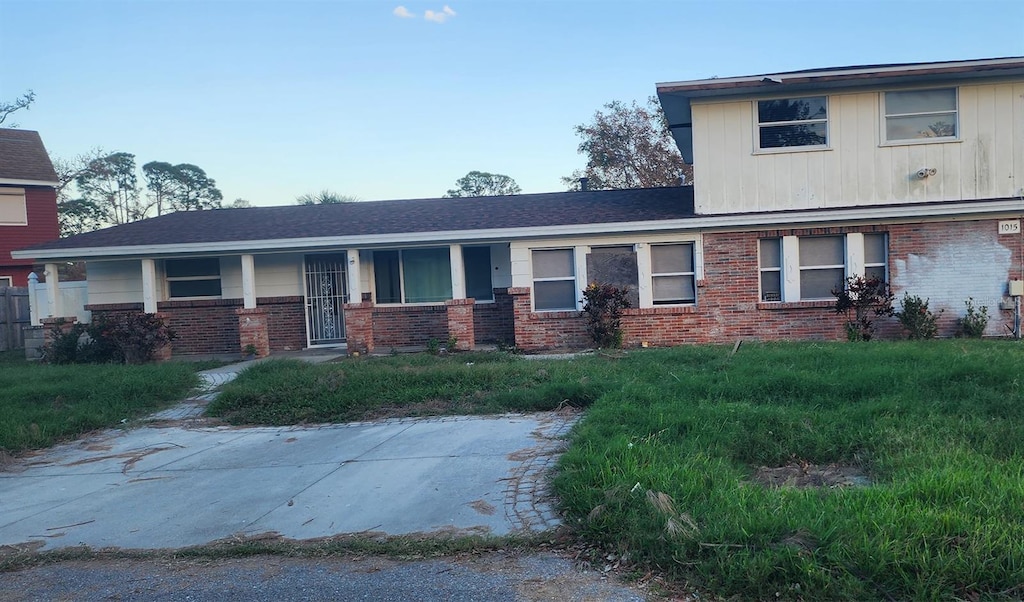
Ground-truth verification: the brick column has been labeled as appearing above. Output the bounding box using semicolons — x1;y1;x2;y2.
151;312;173;361
445;298;475;351
507;287;535;352
343;302;375;355
236;307;270;358
41;317;78;348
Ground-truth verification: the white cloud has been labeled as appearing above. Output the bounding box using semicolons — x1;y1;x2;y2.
393;6;414;18
424;5;456;23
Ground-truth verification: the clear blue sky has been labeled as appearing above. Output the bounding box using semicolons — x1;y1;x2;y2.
2;0;1022;206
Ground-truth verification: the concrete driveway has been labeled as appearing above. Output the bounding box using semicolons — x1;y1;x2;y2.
0;411;577;552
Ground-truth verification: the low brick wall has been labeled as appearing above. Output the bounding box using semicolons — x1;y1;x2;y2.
473;289;515;345
372;305;448;349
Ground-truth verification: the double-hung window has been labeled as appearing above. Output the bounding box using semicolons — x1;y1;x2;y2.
759;239;782;302
374;248;453;304
757;96;828;150
166;258;222;298
532;249;576;311
864;233;888;282
650;243;696;305
883;88;957;142
798;236;846;300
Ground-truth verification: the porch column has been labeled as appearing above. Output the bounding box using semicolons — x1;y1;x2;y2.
241;254;257;309
446;298;475;351
141;259;158;313
44;263;61;319
346;249;361;302
449;244;466;299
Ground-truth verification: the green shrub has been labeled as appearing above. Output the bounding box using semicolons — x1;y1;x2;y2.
957;297;989;338
832;275;894;341
895;293;942;339
581;282;631;348
41;320;122;364
41;313;174;365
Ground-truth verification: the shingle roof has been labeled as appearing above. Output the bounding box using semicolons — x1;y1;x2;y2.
23;186;695;253
0;129;58;183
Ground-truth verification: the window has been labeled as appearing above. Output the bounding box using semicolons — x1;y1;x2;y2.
463;246;494;302
0;188;27;226
166;258;221;298
759;234;889;302
0;276;12;288
532;249;576;311
799;236;845;300
651;243;696;305
757;96;828;149
864;233;888;282
374;248;453;304
759;238;782;302
586;246;639;306
884;88;957;142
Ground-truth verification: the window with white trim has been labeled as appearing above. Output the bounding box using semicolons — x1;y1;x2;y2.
759;234;888;303
374;247;453;304
0;276;13;288
166;258;222;298
0;187;27;226
884;88;957;142
757;96;828;150
532;249;576;311
650;243;696;305
759;238;782;302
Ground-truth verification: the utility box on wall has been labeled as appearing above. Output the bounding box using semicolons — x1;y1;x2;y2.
1010;280;1024;297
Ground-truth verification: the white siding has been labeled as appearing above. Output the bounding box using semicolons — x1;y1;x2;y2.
86;260;143;305
221;254;304;299
693;81;1024;214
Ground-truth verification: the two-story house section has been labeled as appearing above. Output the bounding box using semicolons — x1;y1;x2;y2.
0;129;59;287
656;57;1024;338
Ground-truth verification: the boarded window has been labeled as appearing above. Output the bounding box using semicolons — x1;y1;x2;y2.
586;246;639;307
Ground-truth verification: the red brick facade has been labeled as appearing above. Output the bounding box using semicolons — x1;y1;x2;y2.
370;304;448;349
445;298;475;351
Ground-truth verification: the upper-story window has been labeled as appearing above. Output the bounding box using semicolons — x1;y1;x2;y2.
884;88;957;142
0;187;28;226
757;96;828;150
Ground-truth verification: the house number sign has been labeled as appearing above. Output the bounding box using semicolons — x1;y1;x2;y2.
999;220;1021;235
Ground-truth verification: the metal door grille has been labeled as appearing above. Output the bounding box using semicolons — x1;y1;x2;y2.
304;254;348;345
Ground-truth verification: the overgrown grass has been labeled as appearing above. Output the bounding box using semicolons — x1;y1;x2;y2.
555;341;1024;600
0;351;201;454
207;351;610;424
202;341;1024;599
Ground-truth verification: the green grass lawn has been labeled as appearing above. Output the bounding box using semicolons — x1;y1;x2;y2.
0;350;201;454
198;341;1024;599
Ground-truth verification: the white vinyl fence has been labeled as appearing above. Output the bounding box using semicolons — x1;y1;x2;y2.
27;273;90;326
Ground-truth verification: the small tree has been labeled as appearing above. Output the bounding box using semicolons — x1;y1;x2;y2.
581;282;631;348
832;276;894;341
895;294;942;340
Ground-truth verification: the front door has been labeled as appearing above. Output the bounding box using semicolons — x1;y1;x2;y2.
304;253;348;346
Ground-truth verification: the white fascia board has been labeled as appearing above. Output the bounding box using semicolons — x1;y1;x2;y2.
0;177;58;187
15;198;1024;261
656;57;1024;90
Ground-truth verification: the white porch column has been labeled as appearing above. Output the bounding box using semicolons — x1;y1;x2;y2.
44;263;61;318
449;244;466;299
241;254;257;309
141;259;158;313
346;249;361;303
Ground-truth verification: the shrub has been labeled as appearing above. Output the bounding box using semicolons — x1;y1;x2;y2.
581;282;631;348
957;297;990;338
832;276;894;341
895;293;942;339
42;313;174;365
41;320;122;364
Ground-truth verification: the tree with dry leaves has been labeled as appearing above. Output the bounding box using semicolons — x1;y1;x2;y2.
563;97;692;191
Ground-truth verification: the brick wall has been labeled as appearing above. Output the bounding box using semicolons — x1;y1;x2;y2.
511;219;1021;351
473;289;515;344
372;305;448;349
261;296;306;350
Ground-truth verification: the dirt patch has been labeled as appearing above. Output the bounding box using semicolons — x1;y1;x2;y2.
467;499;496;516
750;462;871;489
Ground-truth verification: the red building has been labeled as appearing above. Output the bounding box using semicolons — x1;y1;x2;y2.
0;129;59;286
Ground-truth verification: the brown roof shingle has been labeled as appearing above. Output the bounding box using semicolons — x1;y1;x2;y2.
0;129;58;183
23;186;695;254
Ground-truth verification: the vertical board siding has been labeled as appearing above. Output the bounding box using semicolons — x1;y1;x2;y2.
694;82;1023;214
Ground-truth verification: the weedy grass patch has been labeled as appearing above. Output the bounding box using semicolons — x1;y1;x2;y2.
555;341;1024;600
0;351;200;454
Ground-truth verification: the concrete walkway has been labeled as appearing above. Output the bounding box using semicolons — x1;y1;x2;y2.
0;354;579;552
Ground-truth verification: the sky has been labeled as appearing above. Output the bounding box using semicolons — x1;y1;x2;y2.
2;0;1022;207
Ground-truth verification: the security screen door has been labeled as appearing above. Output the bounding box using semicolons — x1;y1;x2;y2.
304;254;348;345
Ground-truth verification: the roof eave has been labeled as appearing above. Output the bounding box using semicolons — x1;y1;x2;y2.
0;177;59;187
